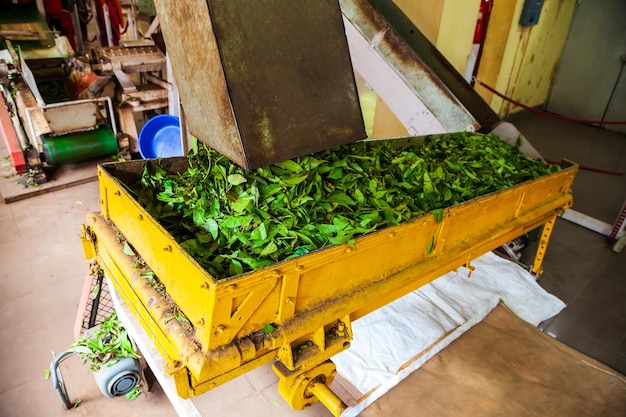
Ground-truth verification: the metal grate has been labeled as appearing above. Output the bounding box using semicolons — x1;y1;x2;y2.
80;262;115;332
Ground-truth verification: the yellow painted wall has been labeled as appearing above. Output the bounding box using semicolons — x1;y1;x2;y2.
393;0;480;76
437;0;482;74
475;0;577;116
392;0;444;44
355;67;408;139
473;1;521;111
371;0;577;134
372;97;409;138
508;0;577;114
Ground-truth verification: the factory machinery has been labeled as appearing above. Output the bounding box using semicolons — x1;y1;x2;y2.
0;1;170;185
75;0;578;415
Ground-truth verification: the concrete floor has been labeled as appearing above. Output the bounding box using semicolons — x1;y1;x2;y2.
0;110;624;416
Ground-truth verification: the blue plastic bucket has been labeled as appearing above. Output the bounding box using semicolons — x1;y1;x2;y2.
138;115;183;159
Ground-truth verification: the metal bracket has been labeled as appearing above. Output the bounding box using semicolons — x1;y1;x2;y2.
276;317;352;371
80;224;97;260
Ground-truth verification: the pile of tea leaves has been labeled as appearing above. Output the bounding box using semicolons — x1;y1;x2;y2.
129;133;558;279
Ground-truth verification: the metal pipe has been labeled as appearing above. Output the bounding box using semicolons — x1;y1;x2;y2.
561;208;625;240
103;4;114;46
87;212;201;368
50;350;78;409
308;381;347;417
71;4;85;53
7;95;29;150
145;74;171;91
103;96;118;135
600;55;626;125
24;106;40;152
88;273;104;328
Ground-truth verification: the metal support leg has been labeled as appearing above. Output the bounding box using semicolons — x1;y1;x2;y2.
531;214;558;276
609;200;626;243
117;106;139;153
50;350;79;409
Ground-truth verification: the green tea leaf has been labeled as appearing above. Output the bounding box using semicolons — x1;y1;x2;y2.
353;188;365;204
423;172;434;194
221;215;253;229
251;223;268;241
262;184;283;196
229;259;244;276
125;385;142;400
175;309;190;324
432;208;444;223
274;160;302;173
132;133;558;279
260;241;278;256
123;242;134;256
227;174;247;185
192;208;205;226
231;194;254;213
204;218;219;240
317;224;337;236
328;233;353;245
281;175;309;186
327;167;343;179
427;235;435;254
326;192;355;207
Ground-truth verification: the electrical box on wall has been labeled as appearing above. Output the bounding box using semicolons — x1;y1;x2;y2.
520;0;545;26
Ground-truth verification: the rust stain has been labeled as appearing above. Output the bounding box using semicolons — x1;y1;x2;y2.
352;0;393;34
155;0;246;167
380;29;460;105
349;0;476;131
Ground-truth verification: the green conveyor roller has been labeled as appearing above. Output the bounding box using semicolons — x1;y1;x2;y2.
42;125;118;165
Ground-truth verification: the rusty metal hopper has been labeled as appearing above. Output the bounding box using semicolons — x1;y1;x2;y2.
154;0;366;169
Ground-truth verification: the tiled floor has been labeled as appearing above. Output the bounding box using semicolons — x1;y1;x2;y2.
509;111;626;376
0;110;624;416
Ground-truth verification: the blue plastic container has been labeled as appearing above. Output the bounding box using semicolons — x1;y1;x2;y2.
138;115;183;159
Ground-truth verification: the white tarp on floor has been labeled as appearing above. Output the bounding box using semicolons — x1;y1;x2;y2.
334;251;565;416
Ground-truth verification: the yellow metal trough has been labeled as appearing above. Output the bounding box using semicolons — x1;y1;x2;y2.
81;142;577;414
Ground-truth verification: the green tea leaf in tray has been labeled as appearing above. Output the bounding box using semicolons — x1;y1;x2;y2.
131;132;559;279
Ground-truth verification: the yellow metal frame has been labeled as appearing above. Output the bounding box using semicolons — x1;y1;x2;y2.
82;155;577;411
